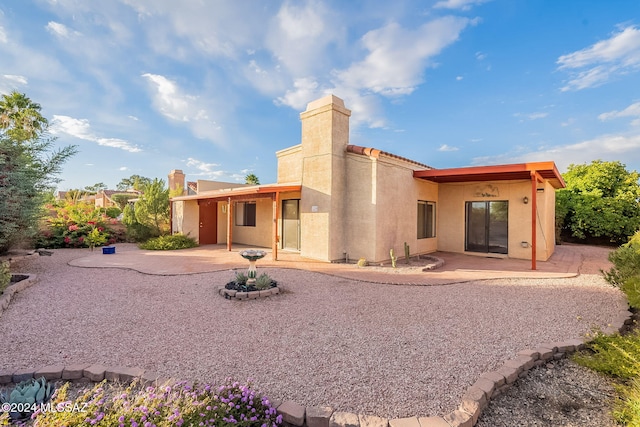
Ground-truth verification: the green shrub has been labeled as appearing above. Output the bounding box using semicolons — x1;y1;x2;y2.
604;241;640;286
105;206;121;218
0;261;10;294
613;377;640;426
622;277;640;310
25;379;282;427
357;257;368;267
573;329;640;380
139;234;198;250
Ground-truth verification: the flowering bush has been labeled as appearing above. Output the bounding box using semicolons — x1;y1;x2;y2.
29;379;282;427
36;201;123;249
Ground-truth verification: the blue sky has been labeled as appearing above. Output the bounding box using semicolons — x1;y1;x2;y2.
1;0;640;190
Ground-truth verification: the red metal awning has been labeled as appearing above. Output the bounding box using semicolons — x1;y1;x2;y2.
413;162;565;189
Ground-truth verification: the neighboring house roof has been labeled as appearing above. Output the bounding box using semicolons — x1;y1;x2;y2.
413;162;566;189
100;190;142;196
171;183;302;201
346;144;433;169
187;181;198;194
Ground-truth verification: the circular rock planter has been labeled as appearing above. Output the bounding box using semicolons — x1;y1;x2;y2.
218;285;281;301
219;249;280;300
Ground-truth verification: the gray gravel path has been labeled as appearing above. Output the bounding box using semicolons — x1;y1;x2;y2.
0;248;626;419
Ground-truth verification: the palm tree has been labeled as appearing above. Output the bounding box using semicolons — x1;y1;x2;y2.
245;173;260;185
0;91;48;141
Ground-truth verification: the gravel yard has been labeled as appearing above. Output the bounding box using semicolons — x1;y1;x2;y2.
0;248;626;419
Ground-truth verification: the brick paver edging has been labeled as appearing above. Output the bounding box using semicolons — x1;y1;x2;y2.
0;274;37;319
218;285;281;300
0;306;632;427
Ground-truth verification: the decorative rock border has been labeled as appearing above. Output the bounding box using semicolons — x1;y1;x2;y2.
0;274;37;319
421;256;445;271
218;286;280;300
0;364;168;388
1;302;632;426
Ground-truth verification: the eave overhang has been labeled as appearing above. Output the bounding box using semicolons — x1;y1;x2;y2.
413;162;565;189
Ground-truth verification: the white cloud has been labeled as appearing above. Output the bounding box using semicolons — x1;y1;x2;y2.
434;0;491;11
120;0;265;59
456;76;464;81
0;74;28;93
558;25;640;91
472;132;640;172
119;166;128;171
0;25;6;44
142;73;194;122
514;112;549;121
142;73;223;143
475;51;487;60
45;21;80;39
599;102;640;125
3;74;27;85
333;17;475;97
50;115;142;153
185;157;224;178
439;144;459;152
266;1;342;77
275;77;322;110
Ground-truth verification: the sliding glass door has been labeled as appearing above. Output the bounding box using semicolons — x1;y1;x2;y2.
465;201;508;254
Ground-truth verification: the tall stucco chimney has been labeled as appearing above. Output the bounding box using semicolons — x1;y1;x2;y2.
298;94;351;262
168;169;186;195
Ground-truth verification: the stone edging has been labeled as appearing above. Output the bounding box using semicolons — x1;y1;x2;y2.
217;286;280;300
0;274;37;319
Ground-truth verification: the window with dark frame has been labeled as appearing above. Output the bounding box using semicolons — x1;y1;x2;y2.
235;201;256;226
417;201;436;239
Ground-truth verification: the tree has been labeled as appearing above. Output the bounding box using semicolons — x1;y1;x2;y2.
134;178;169;236
117;174;151;191
556;160;640;244
111;193;138;210
0;92;77;253
84;182;107;193
245;173;260;185
0;91;49;141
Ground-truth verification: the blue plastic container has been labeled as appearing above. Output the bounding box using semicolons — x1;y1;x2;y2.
102;246;116;254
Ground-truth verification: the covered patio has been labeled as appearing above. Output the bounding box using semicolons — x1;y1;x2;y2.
414;162;566;270
170;183;301;261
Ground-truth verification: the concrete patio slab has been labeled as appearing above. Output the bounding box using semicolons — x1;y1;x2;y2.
67;243;613;285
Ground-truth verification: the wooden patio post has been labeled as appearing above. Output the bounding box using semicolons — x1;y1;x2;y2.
227;197;233;251
272;192;280;261
531;172;537;270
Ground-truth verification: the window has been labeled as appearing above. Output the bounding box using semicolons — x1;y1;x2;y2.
417;201;436;239
235;201;256;226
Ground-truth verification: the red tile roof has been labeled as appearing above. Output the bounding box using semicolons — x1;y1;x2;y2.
346;144;433;169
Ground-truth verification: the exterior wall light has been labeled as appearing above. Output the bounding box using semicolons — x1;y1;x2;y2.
523;196;529;204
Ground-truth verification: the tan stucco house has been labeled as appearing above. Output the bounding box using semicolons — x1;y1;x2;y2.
170;95;565;269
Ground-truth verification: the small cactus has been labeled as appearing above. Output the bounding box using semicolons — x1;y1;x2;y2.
0;377;54;420
390;249;397;268
404;242;410;264
234;272;248;285
357;257;368;268
255;273;274;290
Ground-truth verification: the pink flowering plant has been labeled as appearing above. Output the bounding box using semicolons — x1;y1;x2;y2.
30;379;282;427
36;201;121;249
